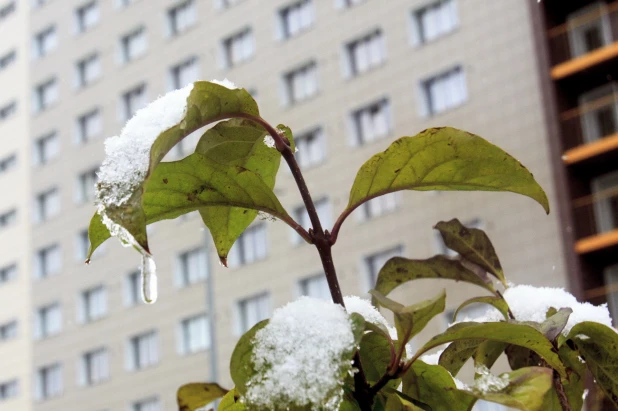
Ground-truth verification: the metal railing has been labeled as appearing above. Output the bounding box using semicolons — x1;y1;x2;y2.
561;88;618;151
548;2;618;66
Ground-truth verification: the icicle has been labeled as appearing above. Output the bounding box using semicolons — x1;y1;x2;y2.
141;254;158;304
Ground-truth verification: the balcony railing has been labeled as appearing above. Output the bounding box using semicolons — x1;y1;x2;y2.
573;182;618;240
548;2;618;67
561;85;618;151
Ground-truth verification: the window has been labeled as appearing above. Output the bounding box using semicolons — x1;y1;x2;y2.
295;127;325;169
76;167;98;204
79;286;107;323
124;270;142;306
237;293;270;334
434;218;483;257
412;0;458;45
121;84;147;121
228;223;268;266
132;398;161;411
34;244;62;279
75;1;99;33
34;303;62;339
351;98;391;145
568;3;612;58
33;132;59;165
169;56;199;90
592;170;618;234
360;192;399;220
0;320;17;341
291;198;331;245
179;314;210;354
604;264;618;326
298;275;329;300
0;153;16;174
420;66;467;116
116;0;136;8
167;0;196;36
127;331;159;370
0;209;16;230
0;49;16;71
175;248;208;287
278;0;314;39
32;0;50;8
346;30;385;76
33;26;57;58
35;364;62;400
0;379;18;401
33;78;58;112
579;83;618;144
75;53;101;88
0;263;17;285
0;2;16;22
76;109;102;143
78;348;109;386
222;28;254;68
0;101;16;121
366;246;403;286
34;187;60;222
283;61;318;105
120;27;147;63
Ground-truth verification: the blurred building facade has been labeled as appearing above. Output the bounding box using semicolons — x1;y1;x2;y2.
1;0;611;410
0;0;32;410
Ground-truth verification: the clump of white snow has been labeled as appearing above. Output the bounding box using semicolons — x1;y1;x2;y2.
472;365;509;394
458;284;614;336
344;296;396;338
211;78;237;89
245;297;356;410
97;84;194;207
263;135;276;148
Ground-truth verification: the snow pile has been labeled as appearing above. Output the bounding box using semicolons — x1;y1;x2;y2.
245;297;356;410
344;296;396;338
263;135;276;148
472;365;509;394
458;285;614;336
97;84;194;207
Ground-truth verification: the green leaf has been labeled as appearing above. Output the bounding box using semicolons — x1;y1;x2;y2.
412;322;566;377
345;127;550;229
453;296;510;322
434;219;505;286
566;322;618;407
468;367;554;411
277;123;296;153
85;213;111;263
371;290;446;347
93;81;263;258
219;388;247;411
230;319;269;395
505;345;541;370
438;339;484;376
382;389;432;411
177;383;228;411
350;312;367;348
403;360;474;411
474;341;508;371
194;119;284;263
359;332;397;388
539;308;572;342
372;256;495;306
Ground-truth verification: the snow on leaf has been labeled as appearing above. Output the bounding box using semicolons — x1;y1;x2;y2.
344;295;396;339
243;297;359;410
461;284;614;336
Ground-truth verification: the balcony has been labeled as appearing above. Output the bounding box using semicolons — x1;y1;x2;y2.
573;169;618;253
548;2;618;79
584;263;618;326
561;83;618;164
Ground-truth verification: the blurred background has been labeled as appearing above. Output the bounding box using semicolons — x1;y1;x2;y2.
0;0;617;410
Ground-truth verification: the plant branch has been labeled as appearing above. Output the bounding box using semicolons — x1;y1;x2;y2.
553;370;573;411
495;290;515;320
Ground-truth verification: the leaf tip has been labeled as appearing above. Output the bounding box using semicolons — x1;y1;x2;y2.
219;256;228;268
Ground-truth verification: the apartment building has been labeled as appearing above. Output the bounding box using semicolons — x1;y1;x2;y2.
0;0;32;411
1;0;576;410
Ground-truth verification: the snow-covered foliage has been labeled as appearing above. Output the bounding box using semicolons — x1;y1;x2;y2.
344;295;396;338
457;285;614;335
244;297;356;410
472;365;509;394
